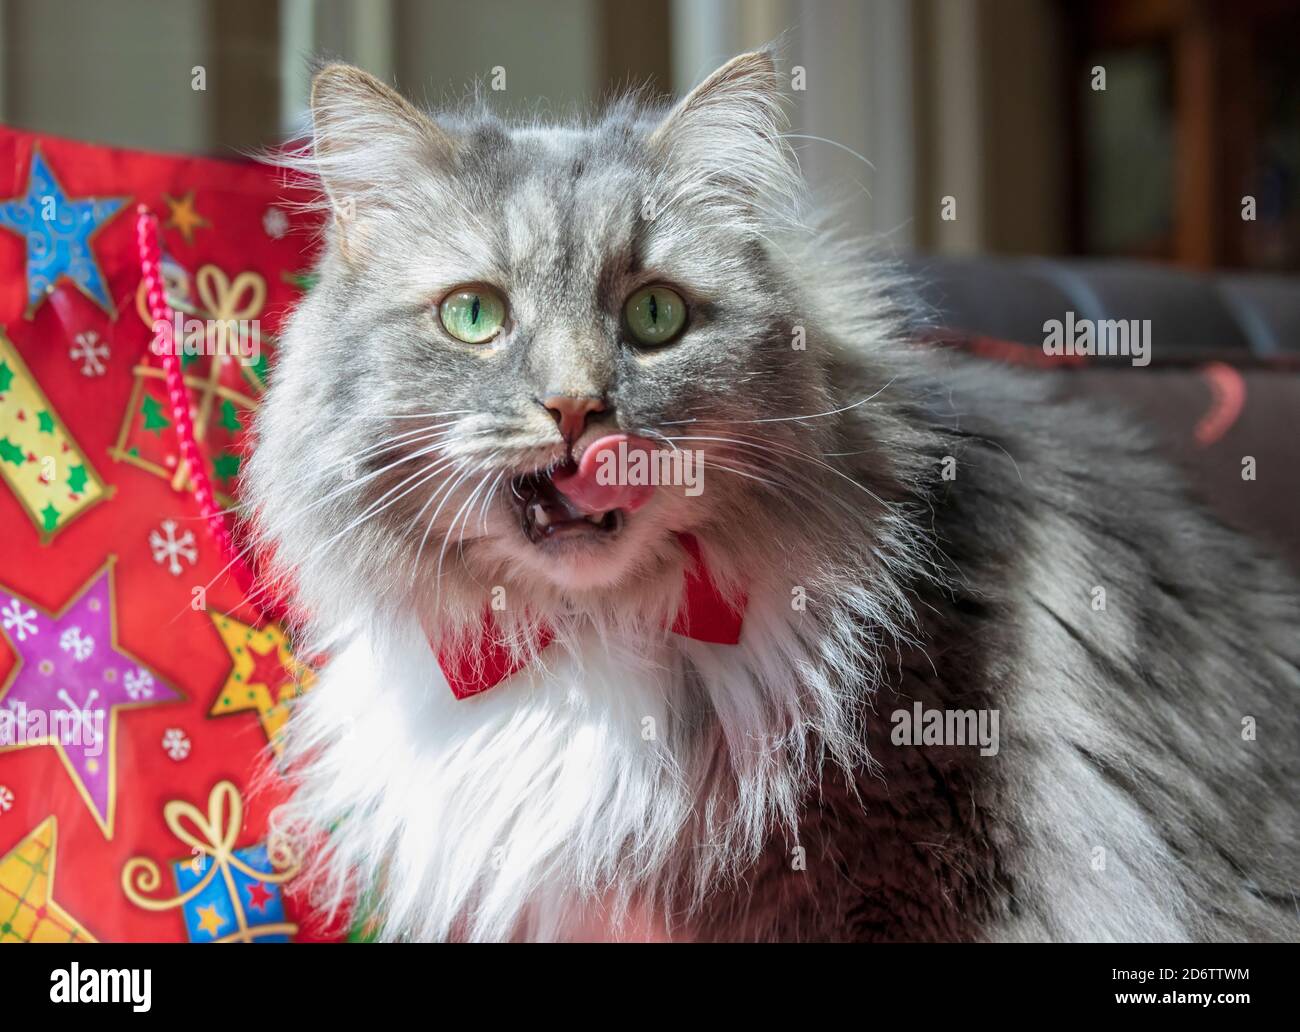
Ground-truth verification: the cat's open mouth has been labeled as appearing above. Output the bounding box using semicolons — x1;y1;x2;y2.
510;466;625;544
508;434;658;546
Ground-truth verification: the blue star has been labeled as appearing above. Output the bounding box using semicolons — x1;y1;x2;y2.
0;149;127;316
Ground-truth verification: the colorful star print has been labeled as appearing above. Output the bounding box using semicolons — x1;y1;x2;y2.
0;123;331;943
0;149;127;316
245;880;273;911
0;563;183;837
208;614;314;756
195;903;224;936
162;190;210;245
0;816;96;942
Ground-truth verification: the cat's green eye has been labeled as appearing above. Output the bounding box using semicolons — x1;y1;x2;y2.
439;285;507;344
624;285;687;347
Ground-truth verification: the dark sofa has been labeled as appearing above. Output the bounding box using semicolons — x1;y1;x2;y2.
903;256;1300;569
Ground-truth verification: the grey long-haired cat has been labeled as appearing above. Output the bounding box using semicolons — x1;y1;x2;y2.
246;51;1299;942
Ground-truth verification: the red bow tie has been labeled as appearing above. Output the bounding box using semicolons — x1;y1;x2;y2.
436;533;745;700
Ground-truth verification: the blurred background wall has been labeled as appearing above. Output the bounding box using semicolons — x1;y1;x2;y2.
0;0;1295;270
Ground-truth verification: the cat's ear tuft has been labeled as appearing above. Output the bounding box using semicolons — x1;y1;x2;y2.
648;50;796;221
308;63;455;223
650;50;780;147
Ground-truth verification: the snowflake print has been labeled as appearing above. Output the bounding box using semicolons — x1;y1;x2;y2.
1;599;38;642
0;785;12;812
55;687;103;750
58;625;95;661
70;330;110;376
162;728;191;761
149;519;198;576
263;206;289;239
124;667;155;700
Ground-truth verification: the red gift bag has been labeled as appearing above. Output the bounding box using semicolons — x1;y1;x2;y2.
0;126;339;942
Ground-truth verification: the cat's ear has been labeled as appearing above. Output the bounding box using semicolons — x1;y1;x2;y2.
308;63;456;228
648;50;795;220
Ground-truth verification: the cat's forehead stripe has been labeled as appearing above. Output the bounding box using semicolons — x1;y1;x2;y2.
490;138;652;298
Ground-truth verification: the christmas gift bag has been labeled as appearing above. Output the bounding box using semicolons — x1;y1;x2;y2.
0;125;339;942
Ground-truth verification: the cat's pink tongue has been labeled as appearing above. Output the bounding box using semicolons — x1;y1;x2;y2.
552;434;656;515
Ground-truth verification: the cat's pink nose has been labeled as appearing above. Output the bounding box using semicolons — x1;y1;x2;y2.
542;394;605;444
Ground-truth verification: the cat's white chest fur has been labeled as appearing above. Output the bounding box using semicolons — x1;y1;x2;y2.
283;614;720;940
274;591;854;941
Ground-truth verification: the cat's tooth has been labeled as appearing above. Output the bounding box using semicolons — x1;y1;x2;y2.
532;504;552;528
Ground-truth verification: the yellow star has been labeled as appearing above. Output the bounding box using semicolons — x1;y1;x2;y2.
195;903;225;936
0;817;97;942
163;190;210;245
208;614;315;755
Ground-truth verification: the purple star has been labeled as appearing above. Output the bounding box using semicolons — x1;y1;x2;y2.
0;565;181;836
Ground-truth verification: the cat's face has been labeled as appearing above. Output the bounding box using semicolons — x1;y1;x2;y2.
253;54;827;609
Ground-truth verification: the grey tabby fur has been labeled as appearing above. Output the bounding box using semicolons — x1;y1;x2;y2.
245;51;1298;941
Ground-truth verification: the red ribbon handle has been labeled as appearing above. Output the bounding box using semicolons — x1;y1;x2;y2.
135;205;286;623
